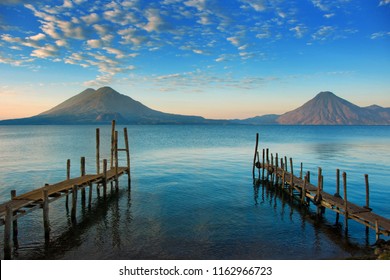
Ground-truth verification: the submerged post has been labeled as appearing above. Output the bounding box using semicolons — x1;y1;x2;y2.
335;169;340;197
289;158;294;196
253;133;259;178
103;159;107;197
71;185;78;221
262;149;265;180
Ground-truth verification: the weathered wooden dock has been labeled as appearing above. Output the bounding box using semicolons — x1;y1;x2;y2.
252;133;390;240
0;120;130;259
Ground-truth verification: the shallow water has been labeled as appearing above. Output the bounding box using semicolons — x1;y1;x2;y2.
0;125;389;259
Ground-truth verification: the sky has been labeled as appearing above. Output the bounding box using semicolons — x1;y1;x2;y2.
0;0;389;120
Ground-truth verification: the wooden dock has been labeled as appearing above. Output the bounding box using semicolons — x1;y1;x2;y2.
252;133;390;240
0;120;131;259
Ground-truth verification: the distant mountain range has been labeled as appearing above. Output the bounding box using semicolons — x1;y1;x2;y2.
236;91;390;125
1;87;389;125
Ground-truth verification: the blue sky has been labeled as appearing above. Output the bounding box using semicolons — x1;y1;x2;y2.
0;0;389;120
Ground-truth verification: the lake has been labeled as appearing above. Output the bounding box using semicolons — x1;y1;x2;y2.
0;124;389;259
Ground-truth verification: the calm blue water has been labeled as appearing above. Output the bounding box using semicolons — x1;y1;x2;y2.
0;125;389;259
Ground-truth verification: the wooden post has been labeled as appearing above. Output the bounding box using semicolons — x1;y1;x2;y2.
115;130;119;190
88;183;93;207
43;186;50;240
301;174;307;204
271;153;274;183
275;153;279;185
343;172;348;229
300;162;303;179
335;169;340;197
124;127;131;187
364;174;370;210
307;171;310;183
110;120;116;168
289;158;294;196
103;159;107;197
66;159;70;209
262;149;265;180
96;128;100;174
266;148;269;180
252;133;259;178
11;190;18;246
4;203;13;259
375;220;380;241
71;185;78;221
284;156;288;171
81;157;86;203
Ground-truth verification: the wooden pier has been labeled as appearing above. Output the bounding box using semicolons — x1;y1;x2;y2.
0;120;130;259
252;133;390;241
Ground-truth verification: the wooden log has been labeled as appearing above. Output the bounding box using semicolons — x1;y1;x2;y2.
71;185;78;221
11;190;18;247
96;128;100;174
365;174;370;210
43;186;50;240
103;159;107;197
4;203;13;259
252;133;259;178
343;172;348;229
124;127;131;186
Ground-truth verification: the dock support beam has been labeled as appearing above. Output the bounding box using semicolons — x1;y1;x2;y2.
103;159;108;197
43;186;50;240
4;204;13;259
71;185;78;222
252;133;259;178
124;127;131;188
11;190;18;248
81;157;86;203
343;172;349;230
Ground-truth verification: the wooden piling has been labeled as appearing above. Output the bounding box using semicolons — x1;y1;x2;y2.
266;148;270;180
71;185;78;221
335;169;340;197
96;128;100;174
365;174;370;210
253;133;259;178
262;149;265;180
110;120;116;168
66;159;70;208
275;153;279;185
11;190;18;246
115;131;119;190
81;157;86;203
300;162;303;179
43;185;50;239
343;172;348;229
301;174;307;204
289;158;294;196
124;127;131;186
103;159;107;197
4;203;12;259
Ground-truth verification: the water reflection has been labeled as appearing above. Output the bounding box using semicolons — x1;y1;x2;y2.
253;178;370;258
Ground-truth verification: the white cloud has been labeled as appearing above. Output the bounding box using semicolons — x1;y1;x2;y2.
311;25;335;41
143;8;173;33
379;0;390;6
86;39;102;48
370;31;390;39
31;44;59;58
103;47;125;58
28;33;46;41
81;13;99;24
289;25;307;38
240;0;266;12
